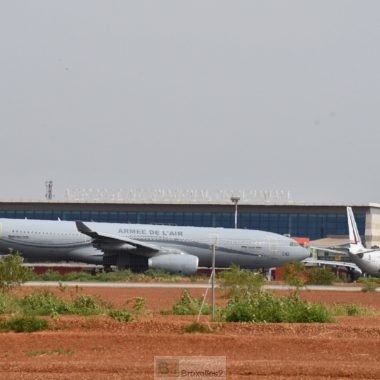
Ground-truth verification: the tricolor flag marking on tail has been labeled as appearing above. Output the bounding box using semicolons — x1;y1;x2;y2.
347;207;362;246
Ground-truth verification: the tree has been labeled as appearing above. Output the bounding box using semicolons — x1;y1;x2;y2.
218;264;264;298
282;261;307;288
0;253;33;291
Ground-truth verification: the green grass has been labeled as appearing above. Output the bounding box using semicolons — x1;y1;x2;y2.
357;277;380;284
361;280;377;293
36;269;205;283
330;303;374;316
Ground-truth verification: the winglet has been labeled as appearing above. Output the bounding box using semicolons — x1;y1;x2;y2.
76;221;98;238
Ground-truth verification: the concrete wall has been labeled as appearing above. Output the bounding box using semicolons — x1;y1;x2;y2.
365;206;380;247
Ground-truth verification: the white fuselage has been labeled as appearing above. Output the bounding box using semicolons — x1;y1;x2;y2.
348;248;380;277
0;218;308;269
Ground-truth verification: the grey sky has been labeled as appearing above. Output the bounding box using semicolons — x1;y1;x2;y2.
0;1;379;203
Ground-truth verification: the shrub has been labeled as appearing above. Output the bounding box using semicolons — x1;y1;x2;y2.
172;290;210;315
20;290;71;316
62;271;93;282
224;291;334;323
71;295;104;315
218;265;264;298
132;297;146;314
0;253;33;290
282;262;307;288
0;317;48;332
184;322;213;333
306;267;336;285
40;270;62;281
0;291;18;315
281;293;334;323
225;292;283;323
108;309;132;322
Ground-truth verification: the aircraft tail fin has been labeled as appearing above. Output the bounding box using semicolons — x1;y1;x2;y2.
347;207;364;251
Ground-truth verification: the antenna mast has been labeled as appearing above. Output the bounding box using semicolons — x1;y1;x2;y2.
45;180;53;200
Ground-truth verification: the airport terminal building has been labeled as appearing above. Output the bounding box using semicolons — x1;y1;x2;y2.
0;192;379;247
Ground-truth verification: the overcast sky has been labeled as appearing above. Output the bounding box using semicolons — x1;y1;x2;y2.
0;1;379;203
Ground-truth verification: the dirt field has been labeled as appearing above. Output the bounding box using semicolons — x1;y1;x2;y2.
0;286;379;379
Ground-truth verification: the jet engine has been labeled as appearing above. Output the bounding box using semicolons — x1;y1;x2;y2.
148;253;199;275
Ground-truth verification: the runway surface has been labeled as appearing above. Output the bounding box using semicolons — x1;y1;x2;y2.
23;281;379;291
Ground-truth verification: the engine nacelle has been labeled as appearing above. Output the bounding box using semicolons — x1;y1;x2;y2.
148;253;199;275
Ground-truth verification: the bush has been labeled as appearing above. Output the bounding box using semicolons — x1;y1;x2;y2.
0;291;18;315
132;297;146;314
172;290;210;315
282;262;307;288
40;270;62;281
71;295;104;315
20;291;106;316
20;290;71;316
0;253;33;290
62;271;93;282
108;309;132;322
0;317;48;332
224;291;334;323
306;267;336;285
184;322;213;333
219;265;264;298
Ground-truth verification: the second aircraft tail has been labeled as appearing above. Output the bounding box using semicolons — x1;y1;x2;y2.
347;207;365;253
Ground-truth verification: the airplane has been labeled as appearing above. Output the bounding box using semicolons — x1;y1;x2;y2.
306;207;380;278
0;218;309;274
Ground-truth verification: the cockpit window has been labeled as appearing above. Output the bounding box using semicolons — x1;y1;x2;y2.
289;241;299;247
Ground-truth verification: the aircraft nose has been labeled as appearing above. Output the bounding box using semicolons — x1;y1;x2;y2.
297;246;310;260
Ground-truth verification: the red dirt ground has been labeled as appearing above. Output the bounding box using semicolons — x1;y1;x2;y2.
0;286;379;379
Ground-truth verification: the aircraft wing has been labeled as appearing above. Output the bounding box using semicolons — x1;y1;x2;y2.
303;257;362;273
76;221;160;254
308;246;348;255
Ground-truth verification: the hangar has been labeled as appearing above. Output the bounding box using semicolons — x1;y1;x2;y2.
0;194;379;247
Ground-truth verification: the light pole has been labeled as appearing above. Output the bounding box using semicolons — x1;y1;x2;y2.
230;195;240;229
211;243;216;321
